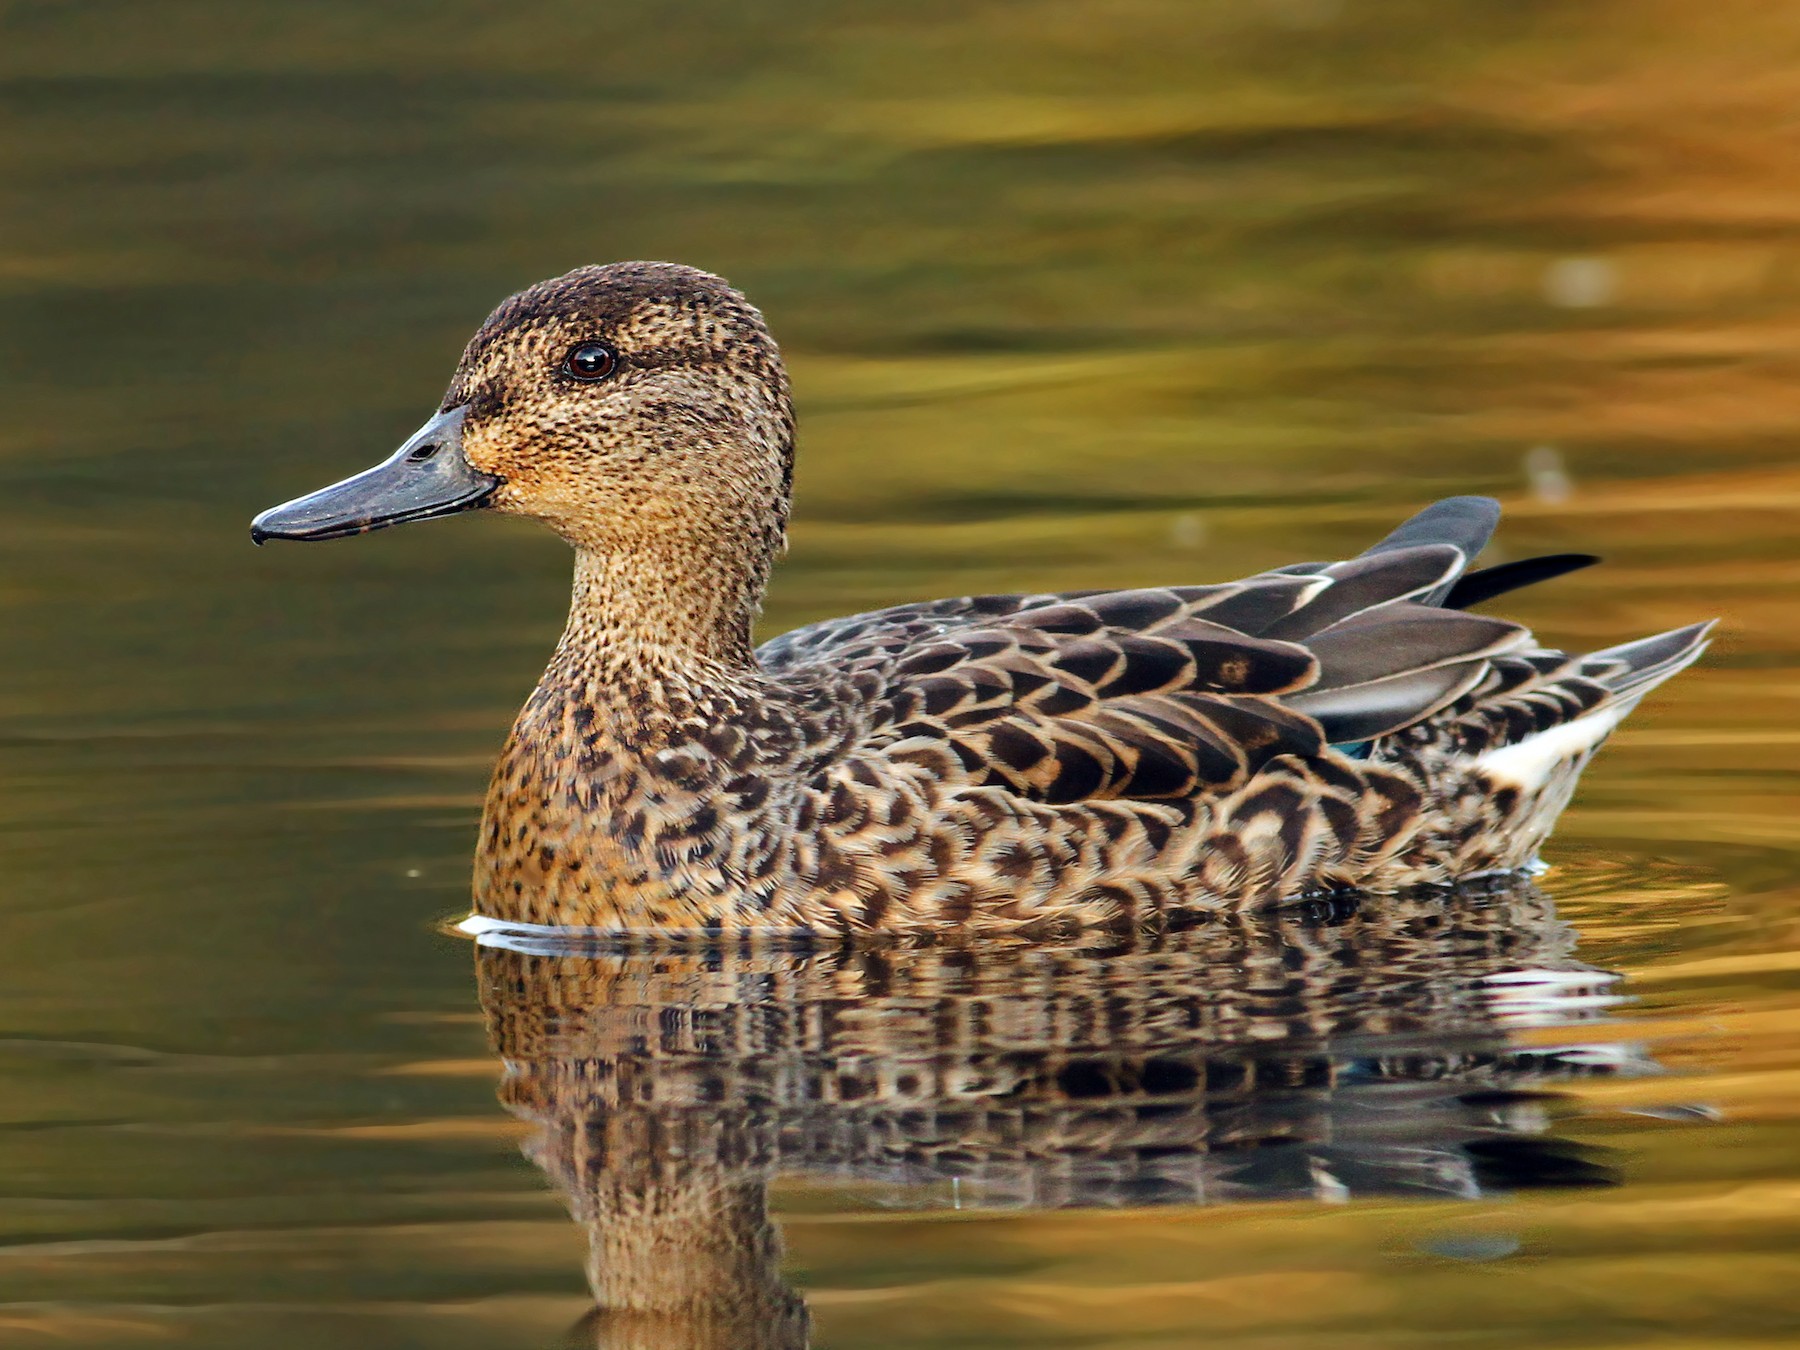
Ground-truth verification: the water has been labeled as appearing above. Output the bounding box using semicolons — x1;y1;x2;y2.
3;1;1798;1344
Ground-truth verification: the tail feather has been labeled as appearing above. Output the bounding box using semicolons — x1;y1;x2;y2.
1321;498;1712;871
1581;620;1716;699
1469;621;1713;795
1288;498;1710;776
1361;497;1602;613
1446;553;1600;611
1361;495;1501;564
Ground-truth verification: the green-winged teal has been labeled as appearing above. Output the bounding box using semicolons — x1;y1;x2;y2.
252;262;1711;937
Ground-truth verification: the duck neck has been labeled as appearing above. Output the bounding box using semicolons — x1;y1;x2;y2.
542;543;766;727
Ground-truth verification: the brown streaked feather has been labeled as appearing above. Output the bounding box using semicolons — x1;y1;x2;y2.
824;566;1528;818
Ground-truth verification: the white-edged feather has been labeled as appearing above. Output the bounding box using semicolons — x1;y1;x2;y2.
1474;701;1633;789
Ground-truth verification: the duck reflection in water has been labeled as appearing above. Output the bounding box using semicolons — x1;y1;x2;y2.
475;879;1641;1349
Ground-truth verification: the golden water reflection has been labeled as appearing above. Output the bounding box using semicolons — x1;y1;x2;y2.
479;882;1654;1346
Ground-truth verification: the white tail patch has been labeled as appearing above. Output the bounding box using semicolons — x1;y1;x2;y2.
1474;701;1634;790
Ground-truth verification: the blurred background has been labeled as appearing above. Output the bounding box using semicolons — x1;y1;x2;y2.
1;1;1797;1345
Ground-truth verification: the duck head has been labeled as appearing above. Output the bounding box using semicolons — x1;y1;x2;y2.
252;260;795;574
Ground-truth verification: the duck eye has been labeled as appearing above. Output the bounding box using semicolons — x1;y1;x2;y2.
564;341;618;382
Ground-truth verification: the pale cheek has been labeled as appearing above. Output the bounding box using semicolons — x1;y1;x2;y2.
464;414;563;483
460;432;512;479
488;482;535;515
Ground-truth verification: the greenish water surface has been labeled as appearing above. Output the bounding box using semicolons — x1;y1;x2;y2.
2;2;1797;1345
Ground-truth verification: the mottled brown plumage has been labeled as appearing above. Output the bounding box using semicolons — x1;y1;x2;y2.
255;261;1712;935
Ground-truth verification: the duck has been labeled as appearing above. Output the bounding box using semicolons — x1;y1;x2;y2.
251;261;1712;938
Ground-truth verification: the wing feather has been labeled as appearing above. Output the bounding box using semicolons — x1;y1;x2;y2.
758;496;1706;814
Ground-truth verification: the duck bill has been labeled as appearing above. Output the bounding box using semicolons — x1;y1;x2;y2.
250;406;501;544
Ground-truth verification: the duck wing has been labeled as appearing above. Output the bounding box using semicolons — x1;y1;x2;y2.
758;495;1525;671
807;536;1529;805
763;495;1702;810
857;586;1333;803
758;589;1114;670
